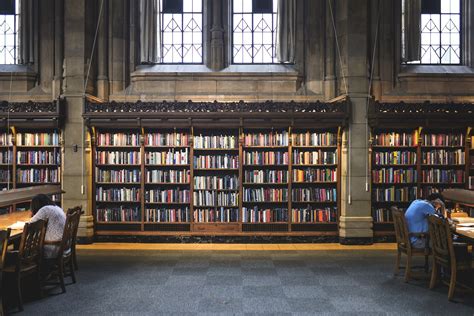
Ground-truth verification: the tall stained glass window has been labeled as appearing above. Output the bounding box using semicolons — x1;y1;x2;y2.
232;0;278;64
159;0;202;63
0;0;19;64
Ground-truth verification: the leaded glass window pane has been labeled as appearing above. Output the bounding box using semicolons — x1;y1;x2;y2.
0;0;19;64
159;0;202;64
232;0;278;64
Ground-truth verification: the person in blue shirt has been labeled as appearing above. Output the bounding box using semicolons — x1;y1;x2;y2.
404;193;445;248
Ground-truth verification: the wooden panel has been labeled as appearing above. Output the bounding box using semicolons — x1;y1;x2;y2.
193;223;240;232
0;185;63;208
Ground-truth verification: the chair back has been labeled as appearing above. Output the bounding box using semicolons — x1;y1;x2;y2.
0;228;11;269
66;206;82;247
60;211;78;256
392;206;410;251
18;219;47;268
428;215;455;267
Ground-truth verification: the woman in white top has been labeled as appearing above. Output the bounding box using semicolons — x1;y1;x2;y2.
29;194;66;259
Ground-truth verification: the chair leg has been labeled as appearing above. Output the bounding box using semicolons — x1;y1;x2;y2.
394;250;401;276
70;260;76;284
448;266;457;301
404;254;412;282
73;250;78;271
424;255;429;273
16;276;23;312
59;262;66;293
429;262;438;289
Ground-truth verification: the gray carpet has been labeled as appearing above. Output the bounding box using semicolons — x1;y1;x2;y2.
16;249;474;315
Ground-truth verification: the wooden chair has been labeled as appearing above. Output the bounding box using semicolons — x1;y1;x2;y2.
392;207;430;282
2;220;47;311
0;229;11;316
67;206;82;271
45;210;79;293
428;215;473;300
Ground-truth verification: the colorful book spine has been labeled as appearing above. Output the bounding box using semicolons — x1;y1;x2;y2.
374;151;416;165
17;150;61;164
145;132;190;146
96;151;140;165
292;132;337;146
421;149;465;165
96;207;140;222
243;188;288;202
96;133;140;146
373;208;396;222
244;151;288;165
244;131;289;146
374;132;417;146
291;207;337;223
146;149;189;165
374;187;417;202
193;135;237;149
194;175;238;189
292;168;336;182
95;168;141;183
16;133;60;146
0;151;12;164
193;207;239;223
17;168;60;183
193;155;239;169
145;208;190;222
146;189;190;203
96;187;140;202
242;207;288;223
291;188;337;202
244;170;288;183
292;150;337;165
0;134;12;146
146;169;190;183
421;169;464;183
372;168;417;183
423;133;464;146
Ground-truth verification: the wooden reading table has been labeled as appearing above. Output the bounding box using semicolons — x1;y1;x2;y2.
442;189;474;244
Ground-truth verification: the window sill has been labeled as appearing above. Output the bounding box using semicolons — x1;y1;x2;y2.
0;64;36;74
399;65;474;78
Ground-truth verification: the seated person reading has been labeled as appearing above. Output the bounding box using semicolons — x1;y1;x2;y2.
29;194;66;260
404;193;445;249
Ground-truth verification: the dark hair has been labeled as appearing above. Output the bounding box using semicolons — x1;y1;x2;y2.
427;192;445;204
30;194;55;215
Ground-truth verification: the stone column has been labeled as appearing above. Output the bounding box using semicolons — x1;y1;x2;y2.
369;0;381;101
324;0;337;99
53;0;64;98
63;0;93;243
97;0;109;100
209;0;224;70
338;0;373;244
108;0;126;94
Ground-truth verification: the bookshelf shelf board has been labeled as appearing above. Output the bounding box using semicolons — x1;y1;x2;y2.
243;182;289;186
194;205;239;208
16;145;61;149
421;164;465;168
96;201;141;204
420;182;465;185
94;230;339;237
292;201;336;204
145;182;190;185
95;182;141;185
291;222;337;224
145;202;190;205
373;201;411;204
145;164;190;167
145;145;190;149
372;182;417;185
242;222;289;225
17;182;60;185
292;164;337;167
0;146;12;148
96;145;141;149
193;222;239;224
372;164;417;168
144;222;191;224
421;146;465;149
193;189;239;192
0;164;12;166
17;164;59;167
243;146;288;149
292;181;337;185
193;148;239;151
243;164;289;168
372;145;417;149
95;221;142;225
0;182;12;184
242;201;288;204
292;145;337;149
193;168;239;171
95;164;141;167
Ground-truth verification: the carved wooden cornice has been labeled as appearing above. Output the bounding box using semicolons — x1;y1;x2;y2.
0;100;62;128
368;100;474;129
83;99;349;129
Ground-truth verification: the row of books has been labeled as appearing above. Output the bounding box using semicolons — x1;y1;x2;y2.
243;188;288;202
0;170;10;182
422;133;464;147
96;187;140;202
96;151;140;165
0;151;11;164
292;168;337;183
193;155;239;169
292;150;337;165
374;187;417;202
242;207;288;223
193;135;237;149
146;169;190;184
421;169;464;183
244;170;288;184
95;168;141;183
292;132;337;147
146;149;188;165
470;176;474;190
372;168;417;184
291;207;337;223
373;208;394;222
374;151;416;165
17;169;60;183
374;132;417;147
420;186;440;198
96;207;140;222
17;151;61;165
97;133;140;146
146;189;190;203
193;191;238;207
194;175;238;190
243;132;289;147
16;133;60;146
146;208;190;222
145;132;190;147
292;188;337;202
421;149;465;165
194;208;239;223
243;151;288;165
0;134;12;146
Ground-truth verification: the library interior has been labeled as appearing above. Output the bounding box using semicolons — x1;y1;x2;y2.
0;0;473;314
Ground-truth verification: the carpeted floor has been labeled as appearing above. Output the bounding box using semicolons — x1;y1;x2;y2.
14;249;474;315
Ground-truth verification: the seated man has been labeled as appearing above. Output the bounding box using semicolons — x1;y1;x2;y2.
404;193;445;248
